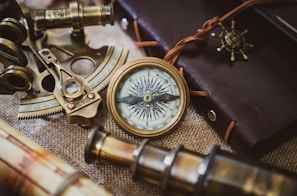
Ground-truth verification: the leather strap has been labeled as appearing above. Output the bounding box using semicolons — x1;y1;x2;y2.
133;19;160;55
224;120;237;143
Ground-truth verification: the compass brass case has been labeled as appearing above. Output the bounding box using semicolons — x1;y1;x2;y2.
107;57;189;137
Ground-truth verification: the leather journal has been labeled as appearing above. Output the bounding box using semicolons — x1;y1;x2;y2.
113;0;297;158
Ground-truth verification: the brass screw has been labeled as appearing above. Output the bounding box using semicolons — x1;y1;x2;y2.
88;93;95;99
67;102;75;109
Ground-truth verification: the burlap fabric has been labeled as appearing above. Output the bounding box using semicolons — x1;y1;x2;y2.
1;9;297;195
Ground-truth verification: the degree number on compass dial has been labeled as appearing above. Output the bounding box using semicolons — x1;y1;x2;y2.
107;57;189;137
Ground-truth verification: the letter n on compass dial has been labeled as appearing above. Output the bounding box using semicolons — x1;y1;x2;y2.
107;57;190;137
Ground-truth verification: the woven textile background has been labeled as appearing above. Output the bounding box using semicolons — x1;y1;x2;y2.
1;1;297;195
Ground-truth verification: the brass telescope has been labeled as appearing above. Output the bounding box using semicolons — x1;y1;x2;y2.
35;1;114;33
85;126;297;195
0;119;111;196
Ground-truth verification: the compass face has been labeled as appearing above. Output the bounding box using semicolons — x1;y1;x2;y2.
117;67;180;130
107;57;189;137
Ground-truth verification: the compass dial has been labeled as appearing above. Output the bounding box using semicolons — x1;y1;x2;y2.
107;57;189;137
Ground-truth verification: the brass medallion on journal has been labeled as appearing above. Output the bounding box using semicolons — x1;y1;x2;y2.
107;57;189;137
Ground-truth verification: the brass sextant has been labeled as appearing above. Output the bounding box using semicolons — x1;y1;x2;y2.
0;0;128;126
85;126;297;195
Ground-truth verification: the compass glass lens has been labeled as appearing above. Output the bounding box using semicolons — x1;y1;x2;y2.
116;66;180;131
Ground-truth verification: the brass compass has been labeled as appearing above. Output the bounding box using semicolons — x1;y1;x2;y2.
107;57;190;137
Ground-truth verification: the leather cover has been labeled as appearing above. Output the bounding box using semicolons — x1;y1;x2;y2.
253;4;297;43
114;0;297;157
